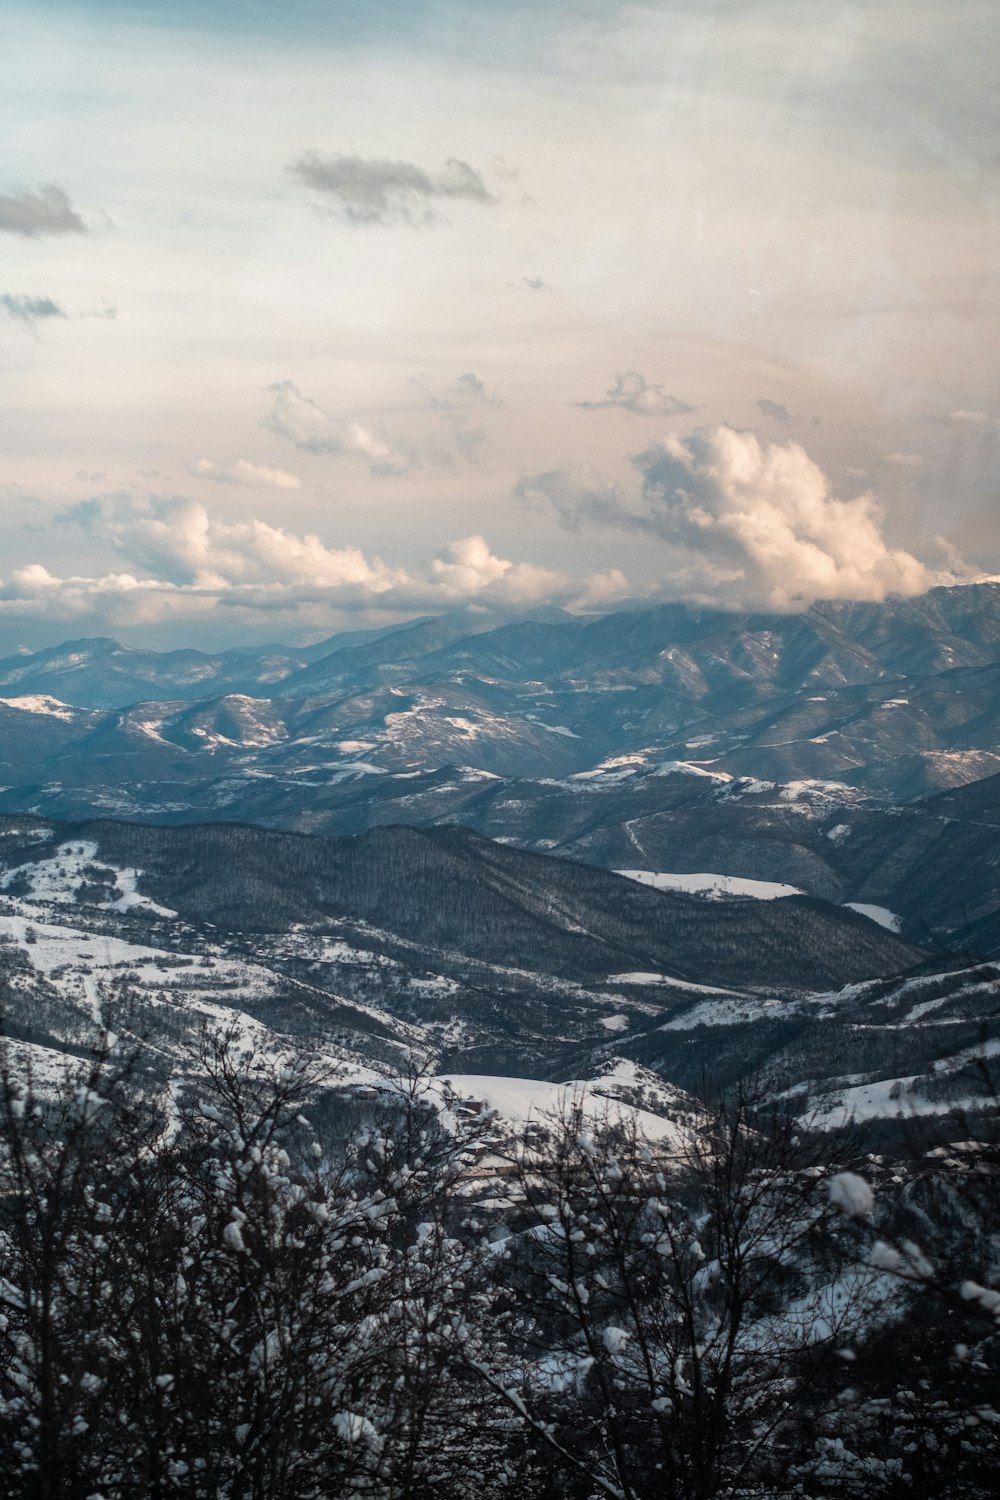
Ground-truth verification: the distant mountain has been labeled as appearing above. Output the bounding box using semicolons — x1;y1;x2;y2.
0;586;998;796
0;584;998;961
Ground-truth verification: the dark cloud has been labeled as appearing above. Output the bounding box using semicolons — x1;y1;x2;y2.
757;398;793;426
454;371;491;402
0;185;86;237
292;153;495;226
578;371;694;417
0;293;67;324
515;470;632;533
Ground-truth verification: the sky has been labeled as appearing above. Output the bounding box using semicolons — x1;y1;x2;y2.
0;0;998;650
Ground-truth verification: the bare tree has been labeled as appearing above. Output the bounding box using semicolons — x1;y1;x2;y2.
473;1089;878;1500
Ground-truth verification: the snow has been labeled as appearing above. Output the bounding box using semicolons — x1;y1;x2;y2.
653;761;731;782
408;974;460;996
0;841;176;918
606;971;667;986
0;694;78;721
616;869;804;900
807;1074;986;1130
827;1173;874;1218
599;1014;629;1032
108;867;177;919
608;971;738;995
778;779;861;805
960;1281;1000;1317
569;755;648;782
433;1072;688;1146
843;902;902;933
222;1221;247;1253
324;762;386;779
658;994;785;1029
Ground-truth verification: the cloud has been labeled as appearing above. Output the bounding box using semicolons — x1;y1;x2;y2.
0;494;625;634
578;371;694;417
427;414;489;467
414;370;498;410
0;293;67;324
453;371;495;404
516;468;631;533
883;452;924;468
756;398;792;427
191;458;301;490
947;409;1000;432
57;494;400;593
526;425;969;610
523;275;549;291
264;380;411;476
293;152;495;226
0;185;86;237
428;535;564;604
410;371;497;467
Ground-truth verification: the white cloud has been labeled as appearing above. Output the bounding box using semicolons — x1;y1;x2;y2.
60;494;405;593
883;452;923;468
264;381;411;476
948;410;1000;432
191;458;301;490
0;495;626;635
528;425;972;611
429;535;564;604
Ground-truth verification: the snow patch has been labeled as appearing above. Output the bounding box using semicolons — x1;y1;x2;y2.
433;1072;687;1146
607;971;738;995
616;869;804;900
653;761;732;782
0;694;78;722
843;902;902;934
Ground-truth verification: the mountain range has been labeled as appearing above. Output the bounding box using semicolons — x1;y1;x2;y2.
0;582;999;1140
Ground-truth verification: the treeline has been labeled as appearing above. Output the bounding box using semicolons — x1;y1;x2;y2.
0;1033;998;1499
